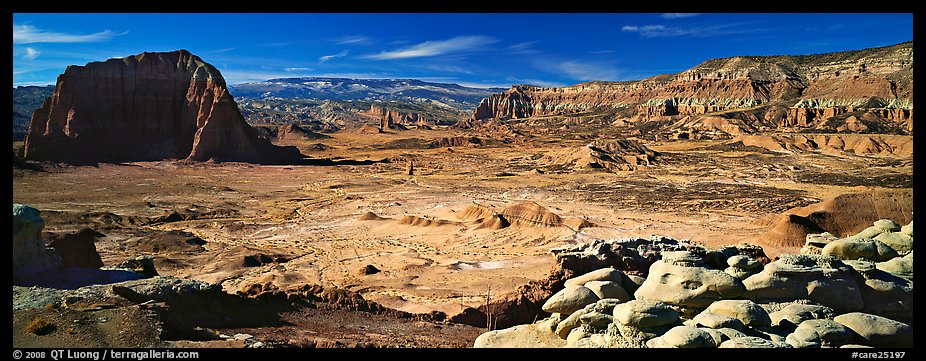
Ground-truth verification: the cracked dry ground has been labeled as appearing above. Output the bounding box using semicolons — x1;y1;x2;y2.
12;130;912;346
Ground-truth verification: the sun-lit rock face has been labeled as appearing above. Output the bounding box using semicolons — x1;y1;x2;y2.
471;42;912;134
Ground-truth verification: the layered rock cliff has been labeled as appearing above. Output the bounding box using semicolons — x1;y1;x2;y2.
366;104;429;130
22;50;303;164
471;42;913;134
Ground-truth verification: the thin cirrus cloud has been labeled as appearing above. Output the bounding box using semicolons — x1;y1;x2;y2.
506;77;567;88
621;23;759;38
558;60;621;81
661;13;701;19
335;35;373;45
364;36;497;60
13;24;125;44
507;41;541;55
319;50;349;64
204;47;236;54
284;67;313;72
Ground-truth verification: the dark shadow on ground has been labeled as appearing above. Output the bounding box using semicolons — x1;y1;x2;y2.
14;268;147;290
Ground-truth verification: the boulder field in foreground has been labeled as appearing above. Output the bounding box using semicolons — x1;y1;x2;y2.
22;50;302;164
474;218;913;348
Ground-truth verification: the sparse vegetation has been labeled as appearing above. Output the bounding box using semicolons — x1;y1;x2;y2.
25;316;56;335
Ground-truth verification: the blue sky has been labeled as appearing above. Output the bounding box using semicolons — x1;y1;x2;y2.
12;13;913;88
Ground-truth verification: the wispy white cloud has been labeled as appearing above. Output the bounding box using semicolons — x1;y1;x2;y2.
204;47;236;54
30;49;122;61
13;65;58;84
558;61;620;81
621;23;759;38
364;36;497;60
621;25;662;34
589;50;616;54
22;47;41;60
319;50;349;63
335;35;373;45
13;24;126;44
284;67;313;72
507;41;541;55
509;41;538;50
661;13;701;19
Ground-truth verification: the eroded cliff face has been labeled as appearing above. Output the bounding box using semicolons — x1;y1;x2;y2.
471;42;913;134
472;85;540;120
23;50;303;164
366;105;430;130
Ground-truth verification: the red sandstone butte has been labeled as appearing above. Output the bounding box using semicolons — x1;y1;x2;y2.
23;50;303;164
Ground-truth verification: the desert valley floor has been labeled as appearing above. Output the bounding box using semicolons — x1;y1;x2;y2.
12;127;912;344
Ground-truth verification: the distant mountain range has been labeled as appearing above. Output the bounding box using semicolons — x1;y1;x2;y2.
12;85;55;141
229;77;505;110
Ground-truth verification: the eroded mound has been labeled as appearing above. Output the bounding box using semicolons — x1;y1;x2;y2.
398;215;458;227
500;202;564;228
385;202;591;233
459;204;497;222
541;139;659;173
357;211;388;221
757;189;913;248
760;214;829;248
733;134;913;156
665;115;758;140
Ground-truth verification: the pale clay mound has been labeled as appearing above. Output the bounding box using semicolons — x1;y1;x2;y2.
541;139;658;173
475;217;913;348
359;201;592;232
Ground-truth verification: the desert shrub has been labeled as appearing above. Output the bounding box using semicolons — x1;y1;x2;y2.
25;316;56;335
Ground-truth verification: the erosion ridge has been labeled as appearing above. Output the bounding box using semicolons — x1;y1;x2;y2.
471;42;913;137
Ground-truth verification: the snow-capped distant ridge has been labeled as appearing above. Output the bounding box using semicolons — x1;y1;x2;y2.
229;77;505;110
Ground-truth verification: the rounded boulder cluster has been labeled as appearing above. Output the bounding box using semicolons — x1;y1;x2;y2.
475;223;913;348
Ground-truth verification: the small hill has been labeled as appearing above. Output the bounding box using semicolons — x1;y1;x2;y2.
541;139;659;172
